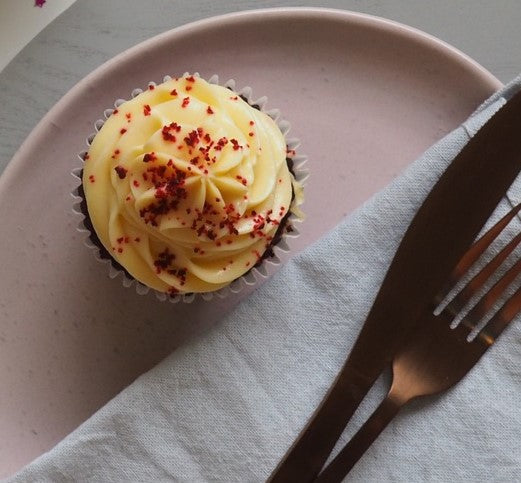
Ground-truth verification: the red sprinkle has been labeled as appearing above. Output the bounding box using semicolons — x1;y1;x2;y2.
143;152;157;163
161;122;181;142
148;84;155;90
139;167;188;226
249;132;254;137
154;248;176;273
181;97;190;108
186;86;192;91
120;128;127;135
134;237;140;242
133;180;140;187
88;175;95;183
249;121;254;126
184;129;200;147
186;75;196;83
143;104;152;116
207;106;214;114
113;109;119;115
114;165;128;179
235;175;247;186
170;89;178;96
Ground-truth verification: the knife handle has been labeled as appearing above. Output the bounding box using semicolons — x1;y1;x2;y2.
268;362;375;483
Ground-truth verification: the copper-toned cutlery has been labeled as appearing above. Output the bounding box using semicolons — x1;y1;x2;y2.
316;202;521;482
269;90;521;483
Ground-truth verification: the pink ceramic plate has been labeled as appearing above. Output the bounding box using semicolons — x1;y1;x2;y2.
0;7;501;477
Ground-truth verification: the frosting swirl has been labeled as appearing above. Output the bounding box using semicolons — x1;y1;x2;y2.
82;75;301;294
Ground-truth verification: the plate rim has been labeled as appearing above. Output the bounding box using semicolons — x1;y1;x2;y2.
0;7;502;193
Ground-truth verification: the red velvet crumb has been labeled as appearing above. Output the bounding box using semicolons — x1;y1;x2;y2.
114;165;128;179
143;152;157;163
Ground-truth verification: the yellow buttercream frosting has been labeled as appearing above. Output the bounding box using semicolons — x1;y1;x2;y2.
82;75;302;294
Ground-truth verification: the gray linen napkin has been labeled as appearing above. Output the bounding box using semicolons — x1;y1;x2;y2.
9;77;521;482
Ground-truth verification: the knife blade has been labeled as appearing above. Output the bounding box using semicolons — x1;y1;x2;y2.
269;88;521;482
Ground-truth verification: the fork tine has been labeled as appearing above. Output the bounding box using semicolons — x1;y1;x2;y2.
459;255;521;334
450;202;521;276
477;283;521;345
436;203;521;305
444;231;521;317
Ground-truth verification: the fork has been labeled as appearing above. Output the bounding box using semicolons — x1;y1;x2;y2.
315;202;521;482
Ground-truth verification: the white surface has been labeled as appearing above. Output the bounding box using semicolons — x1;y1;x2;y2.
9;78;521;483
0;0;76;72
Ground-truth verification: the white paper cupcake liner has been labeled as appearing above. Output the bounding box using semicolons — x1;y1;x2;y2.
72;73;308;303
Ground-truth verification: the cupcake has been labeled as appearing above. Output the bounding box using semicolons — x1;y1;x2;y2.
76;74;305;300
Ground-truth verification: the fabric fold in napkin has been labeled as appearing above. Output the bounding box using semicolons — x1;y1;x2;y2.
9;77;521;482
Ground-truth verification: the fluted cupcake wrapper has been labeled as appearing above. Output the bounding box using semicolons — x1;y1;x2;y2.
72;73;308;303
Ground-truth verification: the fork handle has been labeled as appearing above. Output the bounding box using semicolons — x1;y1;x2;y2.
268;364;375;483
314;393;405;482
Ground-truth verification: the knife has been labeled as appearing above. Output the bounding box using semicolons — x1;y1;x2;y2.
268;88;521;482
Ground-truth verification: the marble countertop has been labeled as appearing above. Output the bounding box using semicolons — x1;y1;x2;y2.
0;0;77;72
